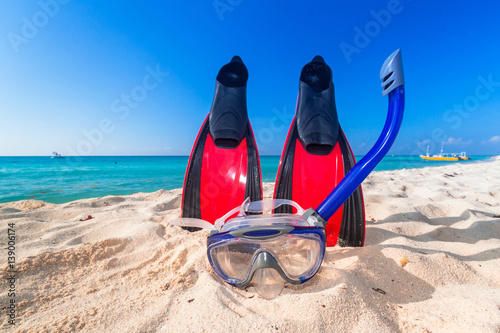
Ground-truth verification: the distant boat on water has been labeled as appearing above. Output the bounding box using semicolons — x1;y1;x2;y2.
420;144;470;161
51;152;65;159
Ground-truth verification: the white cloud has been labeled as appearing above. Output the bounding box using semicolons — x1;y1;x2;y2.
358;142;366;148
489;135;500;143
415;139;430;148
444;137;472;145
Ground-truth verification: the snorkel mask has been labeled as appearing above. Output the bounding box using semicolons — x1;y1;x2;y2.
211;199;327;298
171;49;405;299
173;199;327;299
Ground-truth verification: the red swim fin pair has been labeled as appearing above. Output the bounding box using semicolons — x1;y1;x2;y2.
181;56;365;247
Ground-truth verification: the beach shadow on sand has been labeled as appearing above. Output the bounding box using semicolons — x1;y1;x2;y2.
279;245;435;331
320;245;436;302
367;210;500;262
278;209;500;331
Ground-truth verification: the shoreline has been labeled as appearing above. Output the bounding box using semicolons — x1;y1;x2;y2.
1;156;498;206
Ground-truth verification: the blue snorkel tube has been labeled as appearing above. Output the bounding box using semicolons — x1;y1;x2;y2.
314;49;405;222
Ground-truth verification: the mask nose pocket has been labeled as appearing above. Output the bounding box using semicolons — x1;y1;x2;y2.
252;268;284;300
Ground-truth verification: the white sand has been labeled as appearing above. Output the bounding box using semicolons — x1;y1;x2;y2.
1;160;499;332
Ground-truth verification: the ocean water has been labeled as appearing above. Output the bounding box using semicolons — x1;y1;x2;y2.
0;155;494;204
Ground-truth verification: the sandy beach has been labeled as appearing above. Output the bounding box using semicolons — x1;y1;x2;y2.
1;160;499;332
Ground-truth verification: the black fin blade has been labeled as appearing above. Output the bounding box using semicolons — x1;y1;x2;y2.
337;129;365;247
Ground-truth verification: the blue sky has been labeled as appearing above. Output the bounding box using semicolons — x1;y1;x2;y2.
1;0;499;156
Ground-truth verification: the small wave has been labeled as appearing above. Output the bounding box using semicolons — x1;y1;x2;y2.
31;190;52;194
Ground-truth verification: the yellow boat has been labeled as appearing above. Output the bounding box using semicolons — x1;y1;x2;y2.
420;145;470;161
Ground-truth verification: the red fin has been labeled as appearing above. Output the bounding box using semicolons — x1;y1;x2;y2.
292;140;345;246
200;136;249;223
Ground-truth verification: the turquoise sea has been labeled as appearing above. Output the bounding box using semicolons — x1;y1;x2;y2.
0;155;494;204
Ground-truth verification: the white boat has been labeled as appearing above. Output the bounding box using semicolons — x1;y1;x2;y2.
51;152;65;159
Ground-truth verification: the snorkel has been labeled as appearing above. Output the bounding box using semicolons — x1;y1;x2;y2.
314;49;405;222
171;49;405;299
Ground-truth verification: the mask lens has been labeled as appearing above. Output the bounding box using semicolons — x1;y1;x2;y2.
209;230;324;284
274;234;323;278
210;241;259;283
